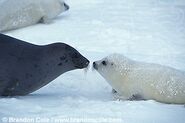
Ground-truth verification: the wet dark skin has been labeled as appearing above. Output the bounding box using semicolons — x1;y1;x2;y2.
0;34;89;96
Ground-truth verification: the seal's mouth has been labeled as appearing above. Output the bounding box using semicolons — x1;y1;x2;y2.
81;60;90;68
74;59;90;69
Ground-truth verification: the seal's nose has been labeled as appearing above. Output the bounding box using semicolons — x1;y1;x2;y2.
86;60;90;66
72;54;89;69
64;3;69;10
83;60;90;68
93;62;98;70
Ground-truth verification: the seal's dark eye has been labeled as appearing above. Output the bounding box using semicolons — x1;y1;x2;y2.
102;61;107;66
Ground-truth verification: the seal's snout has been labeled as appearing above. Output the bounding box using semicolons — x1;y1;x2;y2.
93;62;98;70
78;58;89;69
83;59;90;68
64;3;69;10
73;55;89;69
84;58;90;67
86;60;90;66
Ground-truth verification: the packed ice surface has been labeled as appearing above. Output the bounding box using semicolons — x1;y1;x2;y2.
1;0;185;123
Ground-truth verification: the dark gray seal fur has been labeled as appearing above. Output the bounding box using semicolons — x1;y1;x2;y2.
0;34;89;96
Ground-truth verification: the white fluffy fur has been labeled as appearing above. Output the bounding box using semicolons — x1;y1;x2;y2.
94;53;185;104
0;0;68;32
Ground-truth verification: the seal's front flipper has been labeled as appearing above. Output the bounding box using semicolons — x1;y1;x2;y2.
39;16;52;24
112;89;117;94
112;91;127;101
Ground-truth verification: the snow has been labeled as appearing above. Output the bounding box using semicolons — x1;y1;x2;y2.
1;0;185;123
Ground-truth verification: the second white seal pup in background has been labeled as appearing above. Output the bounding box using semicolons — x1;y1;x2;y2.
0;0;69;32
93;53;185;104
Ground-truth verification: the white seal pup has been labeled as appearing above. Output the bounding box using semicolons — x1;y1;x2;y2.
0;0;69;32
93;53;185;104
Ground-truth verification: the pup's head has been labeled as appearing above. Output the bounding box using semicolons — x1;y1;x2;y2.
42;0;69;20
59;0;69;11
93;54;131;83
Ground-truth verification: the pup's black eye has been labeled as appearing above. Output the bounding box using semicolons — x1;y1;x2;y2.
102;61;107;66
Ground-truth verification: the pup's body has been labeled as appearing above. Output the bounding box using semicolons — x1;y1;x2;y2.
93;54;185;104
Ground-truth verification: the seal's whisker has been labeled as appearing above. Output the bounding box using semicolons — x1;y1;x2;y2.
84;62;90;75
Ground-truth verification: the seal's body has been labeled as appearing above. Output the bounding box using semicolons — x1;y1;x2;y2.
93;54;185;104
0;34;89;96
0;0;69;32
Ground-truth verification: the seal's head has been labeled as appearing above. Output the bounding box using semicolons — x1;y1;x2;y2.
93;54;131;84
64;44;89;69
59;0;70;11
43;43;89;73
45;0;69;20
